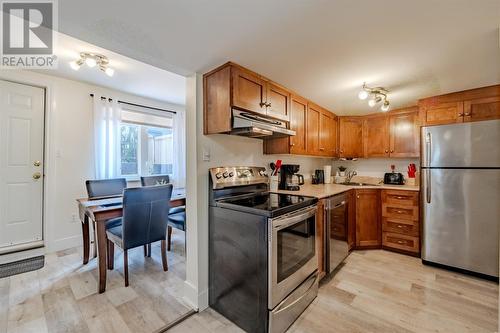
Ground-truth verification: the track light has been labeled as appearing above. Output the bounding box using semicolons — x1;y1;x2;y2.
69;53;115;77
358;82;390;112
381;100;390;112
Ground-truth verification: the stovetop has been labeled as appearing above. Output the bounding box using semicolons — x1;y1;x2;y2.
216;192;318;217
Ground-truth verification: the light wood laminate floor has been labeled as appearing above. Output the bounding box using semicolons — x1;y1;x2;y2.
171;250;498;333
0;230;191;333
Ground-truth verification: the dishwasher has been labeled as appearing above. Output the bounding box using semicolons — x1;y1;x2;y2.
324;193;349;273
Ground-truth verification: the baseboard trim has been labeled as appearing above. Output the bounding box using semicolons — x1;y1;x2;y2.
49;235;81;253
0;247;45;265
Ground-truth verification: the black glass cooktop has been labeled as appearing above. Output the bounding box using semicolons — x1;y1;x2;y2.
217;192;317;217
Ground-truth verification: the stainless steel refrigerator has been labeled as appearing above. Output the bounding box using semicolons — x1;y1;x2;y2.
421;119;500;278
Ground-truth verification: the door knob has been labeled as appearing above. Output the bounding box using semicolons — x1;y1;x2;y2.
34;160;41;167
33;172;42;180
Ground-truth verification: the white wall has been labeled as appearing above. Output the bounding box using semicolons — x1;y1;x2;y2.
0;70;184;253
331;158;419;178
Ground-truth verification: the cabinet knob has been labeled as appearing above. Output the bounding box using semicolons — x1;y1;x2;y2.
319;148;325;151
458;113;464;117
267;102;272;108
356;195;360;199
385;150;389;153
464;112;471;116
290;143;295;147
259;102;266;107
390;150;394;153
397;240;404;244
397;225;403;228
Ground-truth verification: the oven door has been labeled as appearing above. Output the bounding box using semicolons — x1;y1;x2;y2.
269;205;317;309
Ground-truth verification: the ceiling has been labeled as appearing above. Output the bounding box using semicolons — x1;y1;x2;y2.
57;0;499;115
37;32;186;105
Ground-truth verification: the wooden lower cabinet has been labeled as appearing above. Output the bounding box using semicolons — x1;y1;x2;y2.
355;189;381;248
381;189;420;255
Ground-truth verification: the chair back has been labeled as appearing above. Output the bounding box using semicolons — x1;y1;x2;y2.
122;185;173;250
86;178;127;199
140;175;170;187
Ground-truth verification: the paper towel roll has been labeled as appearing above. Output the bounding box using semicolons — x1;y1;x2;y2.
323;165;332;183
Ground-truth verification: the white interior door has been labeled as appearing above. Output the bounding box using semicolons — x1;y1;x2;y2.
0;80;45;251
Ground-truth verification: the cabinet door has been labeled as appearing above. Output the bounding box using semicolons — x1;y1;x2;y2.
363;116;389;157
355;189;381;248
464;96;500;122
339;117;363;158
421;101;464;126
307;104;321;155
319;111;335;156
289;95;308;155
389;111;419;157
266;82;290;121
231;67;267;115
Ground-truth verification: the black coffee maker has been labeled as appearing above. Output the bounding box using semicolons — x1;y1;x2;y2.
279;164;305;191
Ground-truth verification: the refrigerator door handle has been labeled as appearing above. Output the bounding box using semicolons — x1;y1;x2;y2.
426;169;431;203
425;132;432;167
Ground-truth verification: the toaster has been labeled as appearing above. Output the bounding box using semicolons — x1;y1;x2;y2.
384;172;405;185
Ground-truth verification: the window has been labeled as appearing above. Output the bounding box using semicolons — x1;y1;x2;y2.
119;110;174;180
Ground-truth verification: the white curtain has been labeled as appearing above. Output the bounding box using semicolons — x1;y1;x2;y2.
93;96;121;179
172;110;186;188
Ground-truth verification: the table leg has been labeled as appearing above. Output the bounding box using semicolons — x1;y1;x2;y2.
96;220;108;293
82;215;90;265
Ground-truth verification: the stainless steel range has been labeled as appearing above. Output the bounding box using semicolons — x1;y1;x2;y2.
208;166;318;333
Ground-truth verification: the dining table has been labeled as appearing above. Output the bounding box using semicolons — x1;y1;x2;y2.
76;188;186;293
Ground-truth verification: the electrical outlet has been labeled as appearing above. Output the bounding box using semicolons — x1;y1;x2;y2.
202;147;210;161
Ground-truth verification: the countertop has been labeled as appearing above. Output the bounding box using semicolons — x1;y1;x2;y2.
273;176;419;199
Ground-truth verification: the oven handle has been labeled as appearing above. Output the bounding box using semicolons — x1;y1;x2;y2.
272;205;317;231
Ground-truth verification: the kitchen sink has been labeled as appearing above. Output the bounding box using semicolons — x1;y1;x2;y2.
341;182;379;186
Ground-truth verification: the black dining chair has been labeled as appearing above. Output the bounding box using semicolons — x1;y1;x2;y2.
141;175;186;252
106;185;173;286
83;178;127;264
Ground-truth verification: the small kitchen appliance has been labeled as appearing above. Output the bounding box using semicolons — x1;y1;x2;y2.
383;172;404;185
279;164;304;190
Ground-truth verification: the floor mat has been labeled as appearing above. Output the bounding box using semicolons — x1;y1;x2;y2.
0;255;45;278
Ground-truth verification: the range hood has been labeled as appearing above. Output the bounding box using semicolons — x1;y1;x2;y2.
230;109;295;138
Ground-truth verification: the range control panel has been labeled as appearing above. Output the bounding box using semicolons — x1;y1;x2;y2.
209;166;268;189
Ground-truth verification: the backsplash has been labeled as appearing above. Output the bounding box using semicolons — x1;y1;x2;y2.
331;158;420;178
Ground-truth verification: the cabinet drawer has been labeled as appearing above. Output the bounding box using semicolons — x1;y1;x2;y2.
382;218;419;237
382;204;418;221
381;190;418;206
383;232;419;253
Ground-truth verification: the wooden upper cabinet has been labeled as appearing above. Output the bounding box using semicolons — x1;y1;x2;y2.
389;109;419;158
231;66;267;115
419;84;500;126
266;82;290;121
339;117;363;158
464;96;500;122
289;95;308;155
364;115;389;157
355;189;381;248
319;110;336;157
306;103;321;155
420;101;464;126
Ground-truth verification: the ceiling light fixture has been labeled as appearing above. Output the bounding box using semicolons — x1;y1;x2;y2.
70;52;115;77
358;82;390;112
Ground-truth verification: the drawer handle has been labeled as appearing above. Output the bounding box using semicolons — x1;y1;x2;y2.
397;225;403;228
397;240;404;244
396;210;404;214
396;196;406;199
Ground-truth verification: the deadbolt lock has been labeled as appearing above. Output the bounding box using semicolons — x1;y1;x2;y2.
33;172;42;180
34;161;41;167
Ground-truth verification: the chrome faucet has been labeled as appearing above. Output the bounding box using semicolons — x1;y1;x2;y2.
345;170;357;183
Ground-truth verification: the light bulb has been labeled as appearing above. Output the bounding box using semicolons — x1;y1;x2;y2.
358;90;369;100
105;67;115;77
85;57;97;67
69;60;81;71
368;98;377;107
381;101;390;112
